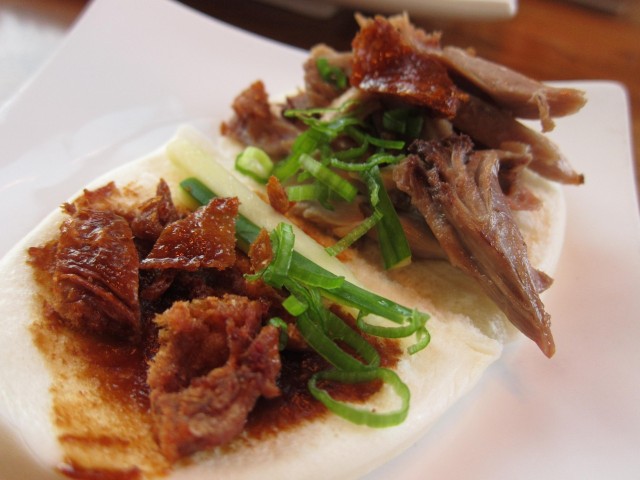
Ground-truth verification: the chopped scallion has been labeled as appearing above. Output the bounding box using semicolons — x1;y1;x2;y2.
178;176;429;352
308;368;410;427
382;108;424;138
268;317;289;350
329;152;404;172
316;57;348;90
285;184;323;202
299;154;358;202
325;210;382;257
361;167;412;270
283;294;308;316
235;146;273;183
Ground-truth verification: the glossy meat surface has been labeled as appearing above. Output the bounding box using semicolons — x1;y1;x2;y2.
148;295;281;461
350;16;467;118
394;136;555;357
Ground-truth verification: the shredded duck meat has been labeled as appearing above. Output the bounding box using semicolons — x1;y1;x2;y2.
221;80;301;159
218;13;589;356
394;135;555;357
452;94;584;185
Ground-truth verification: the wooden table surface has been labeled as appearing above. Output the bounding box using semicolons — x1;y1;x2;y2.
2;0;639;202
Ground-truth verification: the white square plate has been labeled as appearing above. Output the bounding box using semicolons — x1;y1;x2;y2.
0;0;638;478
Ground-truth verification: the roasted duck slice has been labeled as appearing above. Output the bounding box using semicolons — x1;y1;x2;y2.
394;135;555;357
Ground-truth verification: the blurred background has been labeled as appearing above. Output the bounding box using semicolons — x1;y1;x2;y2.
1;0;638;197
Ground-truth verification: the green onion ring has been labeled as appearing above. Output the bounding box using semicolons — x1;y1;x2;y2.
308;368;410;427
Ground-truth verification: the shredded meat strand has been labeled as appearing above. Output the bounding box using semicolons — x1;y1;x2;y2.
394;135;555;357
221;81;301;159
452;94;584;185
439;46;586;130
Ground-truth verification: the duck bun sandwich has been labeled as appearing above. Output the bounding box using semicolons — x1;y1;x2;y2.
0;14;584;480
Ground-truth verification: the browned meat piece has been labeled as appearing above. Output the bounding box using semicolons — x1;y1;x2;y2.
452;94;584;185
491;142;542;211
248;228;274;273
64;182;122;215
220;81;301;159
266;175;291;215
29;209;141;339
393;135;555;357
440;46;586;131
147;295;281;460
130;179;180;244
288;44;352;109
396;213;448;260
350;15;467;119
380;14;585;130
141;197;238;271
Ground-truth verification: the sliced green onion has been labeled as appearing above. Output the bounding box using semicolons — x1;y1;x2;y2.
180;177;216;206
322;310;380;367
361;167;412;270
334;139;369;160
235;146;273;183
356;313;421;339
283;294;308;316
273;129;323;181
356;309;430;354
407;326;431;355
283;106;338;119
269;317;289;350
296;314;371;371
286;280;378;371
366;135;405;150
285;184;323;202
345;126;405;150
325;210;383;257
329;152;404;172
288;260;345;290
308;368;410;427
382;108;424;138
260;223;295;288
299;154;358;202
382;109;407;134
316;57;348;90
178;177;428;338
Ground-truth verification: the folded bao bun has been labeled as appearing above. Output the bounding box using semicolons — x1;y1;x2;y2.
0;124;565;480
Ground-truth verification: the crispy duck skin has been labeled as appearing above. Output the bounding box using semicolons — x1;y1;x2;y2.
140;197;238;271
393;135;555;357
351;14;584;185
350;15;468;119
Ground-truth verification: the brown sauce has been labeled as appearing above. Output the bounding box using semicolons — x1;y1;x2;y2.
58;462;142;480
31;281;401;480
27;181;403;479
